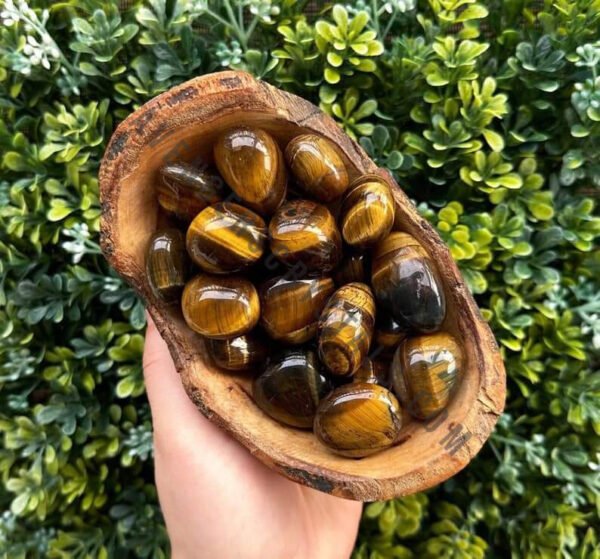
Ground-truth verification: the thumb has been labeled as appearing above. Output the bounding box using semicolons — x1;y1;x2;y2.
142;312;260;471
142;312;205;430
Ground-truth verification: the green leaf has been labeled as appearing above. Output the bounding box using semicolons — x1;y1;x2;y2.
456;4;489;22
39;143;63;160
332;5;349;32
354;59;377;72
319;85;337;104
11;493;29;516
570;124;590;138
79;62;103;76
354;123;374;135
315;21;333;41
72;17;94;35
324;67;340;84
497;173;523;189
482;129;505;152
327;52;344;67
47;205;74;222
426;72;450;86
116;376;136;398
353;99;377;120
537;80;559;92
366;42;384;57
351;43;368;55
349;11;369;35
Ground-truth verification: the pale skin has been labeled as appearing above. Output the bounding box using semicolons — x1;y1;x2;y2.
143;315;363;559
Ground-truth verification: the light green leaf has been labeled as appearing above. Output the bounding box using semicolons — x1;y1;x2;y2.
332;5;348;32
482;129;505;152
456;4;489;22
315;21;333;40
327;52;344;67
496;173;523;189
352;100;377;120
349;11;369;35
47;205;74;222
324;67;340;84
350;43;368;55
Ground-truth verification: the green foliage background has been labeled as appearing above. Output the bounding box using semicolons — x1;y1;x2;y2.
0;0;599;557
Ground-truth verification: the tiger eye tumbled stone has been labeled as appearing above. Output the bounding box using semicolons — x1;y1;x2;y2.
213;127;286;215
391;332;462;420
372;311;407;356
318;283;376;376
269;200;342;274
158;162;226;221
259;276;335;344
146;229;188;303
371;232;446;333
207;331;268;372
333;253;368;286
181;274;259;339
186;202;267;273
340;175;395;248
285;134;349;202
314;383;402;457
253;348;332;428
354;358;390;387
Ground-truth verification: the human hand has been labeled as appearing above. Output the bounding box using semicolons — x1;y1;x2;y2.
143;315;363;559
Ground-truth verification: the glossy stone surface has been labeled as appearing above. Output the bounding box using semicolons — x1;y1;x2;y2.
158;162;226;221
186;202;267;273
333;253;368;286
353;358;390;387
285;134;349;202
259;276;335;344
318;283;376;376
213;127;286;215
146;229;188;303
372;311;407;356
371;232;446;333
340;174;395;248
269;200;342;274
207;331;268;372
391;332;462;420
181;274;259;339
314;383;402;457
253;348;332;428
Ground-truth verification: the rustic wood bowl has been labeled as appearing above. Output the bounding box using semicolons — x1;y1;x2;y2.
99;71;506;501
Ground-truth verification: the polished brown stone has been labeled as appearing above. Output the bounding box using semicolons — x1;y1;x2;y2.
146;228;188;303
186;202;267;273
213;127;286;215
269;200;342;274
314;383;402;457
259;276;335;344
391;332;462;420
372;232;446;333
318;282;376;376
207;331;268;372
340;174;395;248
181;274;259;339
158;162;226;221
253;348;332;428
285;134;349;202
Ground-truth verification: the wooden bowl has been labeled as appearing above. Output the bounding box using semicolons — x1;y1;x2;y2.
99;71;506;501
